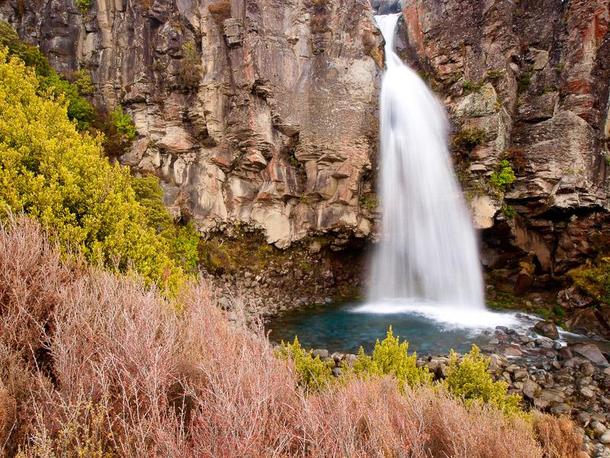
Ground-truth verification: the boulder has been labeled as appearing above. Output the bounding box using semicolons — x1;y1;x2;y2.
533;321;559;340
312;349;329;359
572;343;609;367
503;346;523;358
522;380;540;399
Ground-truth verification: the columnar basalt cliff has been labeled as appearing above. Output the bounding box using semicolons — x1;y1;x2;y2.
389;0;610;333
2;0;610;328
0;0;382;249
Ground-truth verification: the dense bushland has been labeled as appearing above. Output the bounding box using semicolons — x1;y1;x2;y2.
0;47;198;292
0;218;583;457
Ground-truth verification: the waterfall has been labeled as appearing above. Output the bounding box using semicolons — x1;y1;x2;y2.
368;14;485;309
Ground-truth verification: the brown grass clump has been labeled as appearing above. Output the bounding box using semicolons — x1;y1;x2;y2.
0;217;585;457
533;413;586;458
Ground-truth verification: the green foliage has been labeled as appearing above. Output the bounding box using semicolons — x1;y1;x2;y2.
462;79;483;94
73;69;95;95
500;203;516;219
0;49;192;293
279;328;526;418
453;127;486;151
490;160;516;190
485;69;505;81
0;21;52;76
76;0;93;12
352;327;432;389
178;40;203;89
132;176;200;273
277;337;334;392
358;194;378;211
444;345;524;417
569;258;610;305
110;106;137;142
518;67;534;93
0;21;96;130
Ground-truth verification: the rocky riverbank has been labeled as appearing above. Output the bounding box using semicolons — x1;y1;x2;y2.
303;320;610;458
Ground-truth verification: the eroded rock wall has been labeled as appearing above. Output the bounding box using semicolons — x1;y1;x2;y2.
2;0;610;323
0;0;383;249
393;0;609;282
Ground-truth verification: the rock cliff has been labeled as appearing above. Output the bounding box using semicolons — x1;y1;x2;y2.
391;0;609;332
2;0;610;327
1;0;382;249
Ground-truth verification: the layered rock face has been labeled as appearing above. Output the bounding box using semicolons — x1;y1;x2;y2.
2;0;610;324
0;0;382;249
393;0;609;315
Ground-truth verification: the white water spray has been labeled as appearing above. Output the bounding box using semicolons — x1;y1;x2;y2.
358;14;513;327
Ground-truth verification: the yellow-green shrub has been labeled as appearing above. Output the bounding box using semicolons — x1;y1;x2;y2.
444;345;523;417
0;21;96;131
279;329;526;419
277;337;334;392
569;257;610;305
132;176;200;273
352;327;432;389
0;48;191;292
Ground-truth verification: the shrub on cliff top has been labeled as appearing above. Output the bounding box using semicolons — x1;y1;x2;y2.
0;49;190;292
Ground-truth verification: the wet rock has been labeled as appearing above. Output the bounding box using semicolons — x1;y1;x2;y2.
504;346;524;358
580;386;596;398
513;369;529;381
577;411;592;427
581;362;596;376
535;336;555;349
523;379;540;399
427;357;449;379
572;343;609;367
592;421;608;438
331;352;344;363
312;349;329;359
550;403;572;416
533;321;560;340
343;354;358;367
559;346;575;361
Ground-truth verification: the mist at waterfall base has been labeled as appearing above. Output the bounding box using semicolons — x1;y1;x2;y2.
268;14;521;355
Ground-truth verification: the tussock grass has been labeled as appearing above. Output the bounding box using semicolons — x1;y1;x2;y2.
0;218;581;457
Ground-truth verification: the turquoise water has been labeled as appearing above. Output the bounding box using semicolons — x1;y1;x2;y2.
266;302;510;355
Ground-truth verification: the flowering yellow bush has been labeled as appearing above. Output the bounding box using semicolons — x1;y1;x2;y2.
0;49;195;292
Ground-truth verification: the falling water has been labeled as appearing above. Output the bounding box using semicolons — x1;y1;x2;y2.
367;14;485;310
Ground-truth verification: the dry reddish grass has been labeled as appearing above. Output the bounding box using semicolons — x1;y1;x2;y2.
534;413;586;458
0;218;582;457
